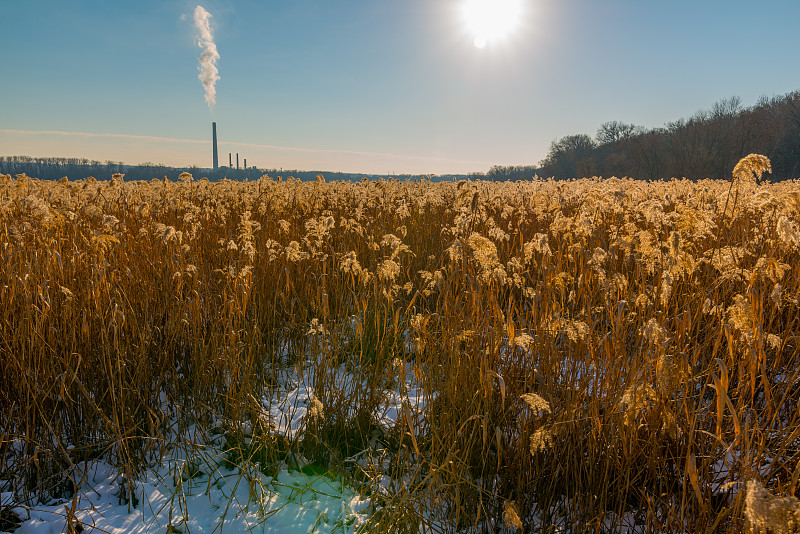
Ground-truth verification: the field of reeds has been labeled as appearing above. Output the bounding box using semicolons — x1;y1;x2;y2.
2;155;800;532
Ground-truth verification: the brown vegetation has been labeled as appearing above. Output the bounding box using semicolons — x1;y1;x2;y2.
1;157;799;531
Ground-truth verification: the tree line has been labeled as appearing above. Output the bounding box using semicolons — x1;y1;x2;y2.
538;91;800;180
0;156;469;183
0;156;216;182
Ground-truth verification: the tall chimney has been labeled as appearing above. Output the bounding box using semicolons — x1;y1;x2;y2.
236;153;239;170
229;153;232;167
212;122;219;170
244;158;247;169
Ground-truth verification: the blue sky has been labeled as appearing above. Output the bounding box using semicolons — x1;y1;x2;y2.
2;0;799;175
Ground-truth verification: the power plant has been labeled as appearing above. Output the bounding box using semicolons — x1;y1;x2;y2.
212;123;250;170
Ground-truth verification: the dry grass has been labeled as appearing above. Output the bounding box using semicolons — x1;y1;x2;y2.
1;158;799;532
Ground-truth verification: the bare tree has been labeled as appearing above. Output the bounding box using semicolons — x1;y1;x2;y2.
596;121;639;145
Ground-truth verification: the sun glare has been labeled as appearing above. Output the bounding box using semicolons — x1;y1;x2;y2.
462;0;523;49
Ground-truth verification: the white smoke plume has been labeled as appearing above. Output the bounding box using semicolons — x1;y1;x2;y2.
193;6;220;114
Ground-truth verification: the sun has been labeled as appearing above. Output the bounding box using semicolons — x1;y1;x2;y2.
461;0;523;49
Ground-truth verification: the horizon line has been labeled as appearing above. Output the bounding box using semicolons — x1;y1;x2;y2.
0;128;496;171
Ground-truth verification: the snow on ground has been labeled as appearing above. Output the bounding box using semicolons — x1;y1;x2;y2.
262;359;427;441
5;450;369;534
4;342;706;533
2;360;426;534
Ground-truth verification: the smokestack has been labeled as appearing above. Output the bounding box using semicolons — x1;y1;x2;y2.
236;153;239;170
229;153;232;167
244;158;246;169
212;122;218;169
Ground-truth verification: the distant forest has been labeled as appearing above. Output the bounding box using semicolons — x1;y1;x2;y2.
0;157;459;183
473;90;800;182
537;90;800;181
3;90;798;182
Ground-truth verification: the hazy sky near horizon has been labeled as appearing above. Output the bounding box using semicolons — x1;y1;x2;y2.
2;0;799;175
